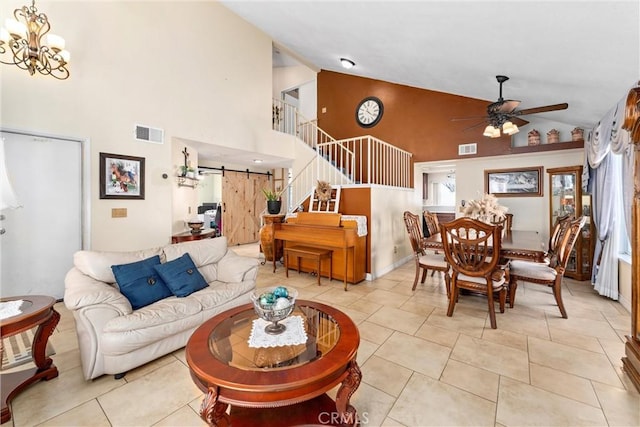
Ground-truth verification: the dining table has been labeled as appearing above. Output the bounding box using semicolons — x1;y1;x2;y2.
424;230;547;263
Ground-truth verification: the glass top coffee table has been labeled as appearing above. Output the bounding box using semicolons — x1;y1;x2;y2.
186;300;361;427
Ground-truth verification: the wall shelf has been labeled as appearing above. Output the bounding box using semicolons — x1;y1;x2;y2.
177;176;199;188
509;139;584;155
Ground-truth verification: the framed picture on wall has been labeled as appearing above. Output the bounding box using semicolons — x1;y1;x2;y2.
484;166;543;197
99;152;145;199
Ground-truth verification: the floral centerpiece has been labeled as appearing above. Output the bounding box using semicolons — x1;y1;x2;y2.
462;193;508;224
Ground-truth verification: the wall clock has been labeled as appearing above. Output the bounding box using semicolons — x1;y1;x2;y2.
355;96;383;128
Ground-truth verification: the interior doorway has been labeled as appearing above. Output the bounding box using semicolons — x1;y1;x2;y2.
1;130;86;299
221;170;269;246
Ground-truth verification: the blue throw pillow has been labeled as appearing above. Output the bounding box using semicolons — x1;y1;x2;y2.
111;256;173;310
154;253;208;297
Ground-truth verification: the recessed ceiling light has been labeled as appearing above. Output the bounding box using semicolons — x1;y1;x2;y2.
340;58;355;69
253;159;263;164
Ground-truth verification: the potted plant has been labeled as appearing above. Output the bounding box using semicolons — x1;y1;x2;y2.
262;188;282;214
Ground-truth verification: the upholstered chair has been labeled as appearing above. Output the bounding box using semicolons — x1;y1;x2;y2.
508;216;586;318
403;211;450;294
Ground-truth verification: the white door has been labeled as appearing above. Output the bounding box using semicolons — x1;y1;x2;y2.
1;131;83;299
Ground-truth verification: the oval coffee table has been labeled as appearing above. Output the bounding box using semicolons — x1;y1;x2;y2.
186;300;361;427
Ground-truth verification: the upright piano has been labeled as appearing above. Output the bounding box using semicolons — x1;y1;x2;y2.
272;212;367;287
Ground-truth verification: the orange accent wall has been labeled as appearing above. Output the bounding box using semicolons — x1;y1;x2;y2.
317;70;513;162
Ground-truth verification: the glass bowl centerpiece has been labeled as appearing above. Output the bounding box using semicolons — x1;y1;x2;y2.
250;286;297;335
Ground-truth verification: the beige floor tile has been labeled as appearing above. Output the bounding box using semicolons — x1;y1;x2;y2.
348;298;383;315
481;327;529;352
451;334;529;383
440;359;500;402
313;287;363;306
50;348;82;374
367;306;426;335
497;377;608;426
124;352;180;382
398;298;437;317
414;323;459;348
546;315;621;341
356;339;379;367
10;366;125;426
153;405;207;426
381;416;407;427
375;332;450;379
549;327;606;353
37;399;111;427
351;382;397;427
98;361;202;426
389;373;496;426
425;307;485;338
361;355;413;397
49;325;79;356
528;336;624;387
529;363;600;407
358;321;395;345
363;289;411;308
592;381;640;426
337;305;370;325
498;310;551;340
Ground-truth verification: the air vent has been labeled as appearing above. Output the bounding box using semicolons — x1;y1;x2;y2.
134;124;164;144
458;143;477;156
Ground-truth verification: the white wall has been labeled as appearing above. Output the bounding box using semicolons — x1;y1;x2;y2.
415;149;585;243
370;186;416;278
0;1;276;251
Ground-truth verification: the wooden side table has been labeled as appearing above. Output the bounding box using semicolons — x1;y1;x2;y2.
1;295;59;424
259;214;286;265
171;228;217;244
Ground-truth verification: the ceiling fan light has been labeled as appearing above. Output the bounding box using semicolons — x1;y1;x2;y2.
505;123;519;135
483;125;496;137
491;127;501;138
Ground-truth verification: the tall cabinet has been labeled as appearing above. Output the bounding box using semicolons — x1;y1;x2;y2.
547;166;594;281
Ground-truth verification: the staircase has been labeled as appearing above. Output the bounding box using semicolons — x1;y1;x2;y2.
272;98;413;213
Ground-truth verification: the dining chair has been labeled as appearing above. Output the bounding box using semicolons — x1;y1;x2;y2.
440;217;507;329
403;211;451;294
545;214;572;265
423;211;440;237
508;216;586;318
491;213;513;232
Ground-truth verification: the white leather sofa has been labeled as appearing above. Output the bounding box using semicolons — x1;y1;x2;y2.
64;236;258;380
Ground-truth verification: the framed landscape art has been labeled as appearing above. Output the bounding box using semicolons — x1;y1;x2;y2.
99;152;145;199
484;166;543;197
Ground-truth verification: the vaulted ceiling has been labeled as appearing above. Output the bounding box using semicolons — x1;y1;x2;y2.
222;0;639;130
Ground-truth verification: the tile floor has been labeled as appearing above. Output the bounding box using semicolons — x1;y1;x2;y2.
3;243;639;426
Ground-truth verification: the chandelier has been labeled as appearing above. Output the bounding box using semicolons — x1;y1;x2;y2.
0;0;70;80
483;117;519;138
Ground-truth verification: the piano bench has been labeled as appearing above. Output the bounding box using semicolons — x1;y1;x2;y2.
284;246;333;286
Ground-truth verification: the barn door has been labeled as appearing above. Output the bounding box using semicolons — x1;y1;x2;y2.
222;171;269;246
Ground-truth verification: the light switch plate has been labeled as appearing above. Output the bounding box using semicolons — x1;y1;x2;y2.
112;208;127;218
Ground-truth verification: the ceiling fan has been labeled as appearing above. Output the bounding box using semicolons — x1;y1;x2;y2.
453;75;569;137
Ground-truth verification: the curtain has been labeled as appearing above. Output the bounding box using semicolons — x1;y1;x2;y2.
584;87;636;299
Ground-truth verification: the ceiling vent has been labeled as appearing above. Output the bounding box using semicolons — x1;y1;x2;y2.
135;124;164;144
458;143;477;156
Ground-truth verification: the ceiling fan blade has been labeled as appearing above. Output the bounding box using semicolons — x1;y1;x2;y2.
515;103;568;116
463;121;488;131
511;117;529;127
451;115;488;122
488;99;520;115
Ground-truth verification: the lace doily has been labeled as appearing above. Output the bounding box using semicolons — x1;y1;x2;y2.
248;315;308;348
0;300;24;320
